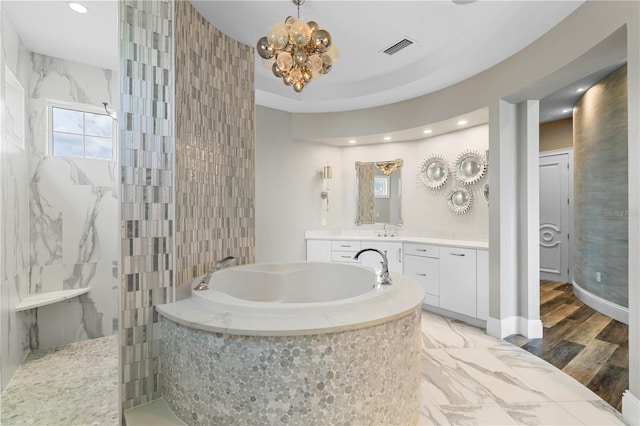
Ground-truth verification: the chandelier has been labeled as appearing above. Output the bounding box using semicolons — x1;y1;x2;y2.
255;0;338;93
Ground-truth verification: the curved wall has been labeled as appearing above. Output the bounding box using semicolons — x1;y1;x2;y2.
574;64;628;309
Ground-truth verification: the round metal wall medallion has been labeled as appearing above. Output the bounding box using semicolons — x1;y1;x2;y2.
445;186;473;214
454;150;486;185
419;155;450;189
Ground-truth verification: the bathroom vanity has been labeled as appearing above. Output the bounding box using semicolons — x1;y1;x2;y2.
306;232;489;325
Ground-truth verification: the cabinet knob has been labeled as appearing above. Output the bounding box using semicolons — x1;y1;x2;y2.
450;252;465;257
416;249;427;252
416;273;427;277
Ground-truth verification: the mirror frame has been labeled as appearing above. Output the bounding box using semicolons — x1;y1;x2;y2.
445;186;473;214
419;154;450;189
355;159;403;225
454;149;487;185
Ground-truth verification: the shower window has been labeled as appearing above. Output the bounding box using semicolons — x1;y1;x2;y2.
49;102;115;160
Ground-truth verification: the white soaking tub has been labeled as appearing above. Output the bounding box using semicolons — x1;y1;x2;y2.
156;261;423;425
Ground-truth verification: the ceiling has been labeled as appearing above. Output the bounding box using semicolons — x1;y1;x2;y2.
2;0;625;145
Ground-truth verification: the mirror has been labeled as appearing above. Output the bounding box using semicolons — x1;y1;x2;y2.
355;159;402;225
454;150;486;185
419;155;450;189
446;186;473;214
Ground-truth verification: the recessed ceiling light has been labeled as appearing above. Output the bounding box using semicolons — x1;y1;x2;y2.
423;129;432;134
383;136;391;141
68;1;88;13
575;88;585;93
457;119;468;126
348;140;356;144
562;108;572;113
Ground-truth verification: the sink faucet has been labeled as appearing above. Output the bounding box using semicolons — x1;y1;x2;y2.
353;248;392;286
193;256;236;291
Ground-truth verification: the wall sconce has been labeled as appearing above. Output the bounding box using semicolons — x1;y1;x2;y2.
321;163;332;211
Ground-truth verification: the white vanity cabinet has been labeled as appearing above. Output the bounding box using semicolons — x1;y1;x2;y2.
330;240;362;263
439;247;477;318
403;243;439;306
307;235;489;323
357;241;403;274
306;240;332;262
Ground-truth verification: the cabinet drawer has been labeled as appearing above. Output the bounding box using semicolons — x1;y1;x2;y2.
404;243;439;258
331;251;360;263
331;241;362;251
404;254;439;296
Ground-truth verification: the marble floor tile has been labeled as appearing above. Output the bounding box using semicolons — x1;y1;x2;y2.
556;400;626;425
500;402;583;425
0;311;625;426
421;311;512;349
443;348;550;404
420;404;518;426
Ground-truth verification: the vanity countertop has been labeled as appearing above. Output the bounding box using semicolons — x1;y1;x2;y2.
305;232;488;250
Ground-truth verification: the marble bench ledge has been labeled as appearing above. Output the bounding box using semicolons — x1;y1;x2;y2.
15;288;90;312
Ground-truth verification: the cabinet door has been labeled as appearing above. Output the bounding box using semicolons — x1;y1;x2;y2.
359;242;403;274
476;250;489;320
306;240;331;262
439;247;477;317
404;254;439;305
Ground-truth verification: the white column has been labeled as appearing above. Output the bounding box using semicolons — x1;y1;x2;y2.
487;100;519;338
517;100;542;337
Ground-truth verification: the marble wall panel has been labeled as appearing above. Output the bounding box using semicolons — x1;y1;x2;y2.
1;7;32;391
0;271;30;389
25;51;118;350
574;64;628;307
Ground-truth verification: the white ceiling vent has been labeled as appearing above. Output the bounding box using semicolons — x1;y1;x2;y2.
382;38;415;56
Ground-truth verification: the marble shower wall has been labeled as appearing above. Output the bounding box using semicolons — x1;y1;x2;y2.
27;53;118;349
0;7;31;391
174;1;255;287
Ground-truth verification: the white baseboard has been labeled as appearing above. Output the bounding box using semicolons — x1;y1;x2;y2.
487;316;543;339
572;280;629;324
623;390;640;425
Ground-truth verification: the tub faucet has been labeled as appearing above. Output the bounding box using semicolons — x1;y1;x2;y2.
353;248;392;286
193;256;236;291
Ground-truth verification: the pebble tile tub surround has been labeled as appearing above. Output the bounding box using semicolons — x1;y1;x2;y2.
160;308;421;425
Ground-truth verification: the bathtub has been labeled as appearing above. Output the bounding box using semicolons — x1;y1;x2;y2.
157;261;423;425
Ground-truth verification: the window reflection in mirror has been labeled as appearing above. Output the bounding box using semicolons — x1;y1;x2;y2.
355;159;402;225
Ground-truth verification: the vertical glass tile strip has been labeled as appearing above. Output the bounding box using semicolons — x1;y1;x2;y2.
118;0;174;413
174;1;255;288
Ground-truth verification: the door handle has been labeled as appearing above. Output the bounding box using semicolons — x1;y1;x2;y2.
398;248;402;262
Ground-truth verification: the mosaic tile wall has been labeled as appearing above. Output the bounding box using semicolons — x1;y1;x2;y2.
174;1;255;287
160;309;421;425
119;0;174;411
574;64;628;307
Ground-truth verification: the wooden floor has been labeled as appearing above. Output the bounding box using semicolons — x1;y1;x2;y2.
506;281;629;412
